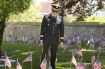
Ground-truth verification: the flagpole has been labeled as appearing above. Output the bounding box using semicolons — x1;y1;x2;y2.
90;49;92;58
5;51;6;69
5;64;6;69
17;58;18;62
84;62;86;69
81;57;83;62
98;51;100;58
70;62;72;69
78;44;80;63
31;53;32;69
77;44;79;63
16;58;18;69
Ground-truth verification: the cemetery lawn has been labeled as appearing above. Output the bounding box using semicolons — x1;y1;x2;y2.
0;41;105;69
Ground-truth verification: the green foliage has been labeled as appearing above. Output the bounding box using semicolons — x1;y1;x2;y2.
84;15;105;22
71;15;105;22
8;0;42;22
71;17;77;22
0;0;31;21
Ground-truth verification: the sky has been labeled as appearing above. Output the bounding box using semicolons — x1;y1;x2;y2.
35;0;105;17
94;10;105;17
36;0;52;5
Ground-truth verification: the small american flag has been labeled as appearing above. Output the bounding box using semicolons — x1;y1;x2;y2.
71;55;77;67
89;42;94;49
12;37;17;43
7;35;12;42
93;58;101;69
98;46;102;52
83;36;88;41
48;65;52;69
76;48;83;56
48;49;57;62
76;39;81;44
101;39;105;46
67;36;72;44
4;55;12;68
90;35;94;42
23;54;32;62
40;57;47;69
76;61;84;69
16;62;22;69
77;36;80;40
96;36;101;42
22;35;28;42
87;37;94;45
28;36;34;44
63;41;68;50
87;39;90;45
91;53;96;65
72;46;78;55
73;35;77;42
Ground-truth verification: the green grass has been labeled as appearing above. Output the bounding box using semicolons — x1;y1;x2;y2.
0;41;105;69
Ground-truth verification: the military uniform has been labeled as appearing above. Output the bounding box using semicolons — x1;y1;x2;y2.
39;1;64;69
40;13;64;45
39;13;64;69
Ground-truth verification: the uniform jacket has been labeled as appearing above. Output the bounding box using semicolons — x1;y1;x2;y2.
40;13;64;45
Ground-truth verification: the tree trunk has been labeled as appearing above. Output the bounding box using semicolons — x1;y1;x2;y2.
0;22;5;57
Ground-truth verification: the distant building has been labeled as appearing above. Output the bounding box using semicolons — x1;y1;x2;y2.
36;0;53;16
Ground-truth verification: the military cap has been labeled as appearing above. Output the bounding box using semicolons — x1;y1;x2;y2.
51;1;61;9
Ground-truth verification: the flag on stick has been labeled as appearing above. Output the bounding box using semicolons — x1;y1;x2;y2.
91;53;96;65
76;48;83;56
83;36;88;41
16;62;22;69
16;58;22;69
71;55;77;67
93;58;101;69
4;55;12;68
89;42;94;49
73;35;76;42
72;45;78;55
98;44;102;52
96;36;101;42
12;37;17;43
23;54;32;62
22;35;28;42
76;61;84;69
28;36;34;44
40;57;47;69
48;49;58;62
7;35;12;42
67;36;72;44
63;41;68;50
76;39;81;45
48;65;52;69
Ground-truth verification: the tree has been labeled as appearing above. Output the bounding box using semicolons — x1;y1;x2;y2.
54;0;105;21
8;0;41;22
0;0;32;57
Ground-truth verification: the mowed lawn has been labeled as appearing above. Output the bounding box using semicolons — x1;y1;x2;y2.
0;41;105;69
